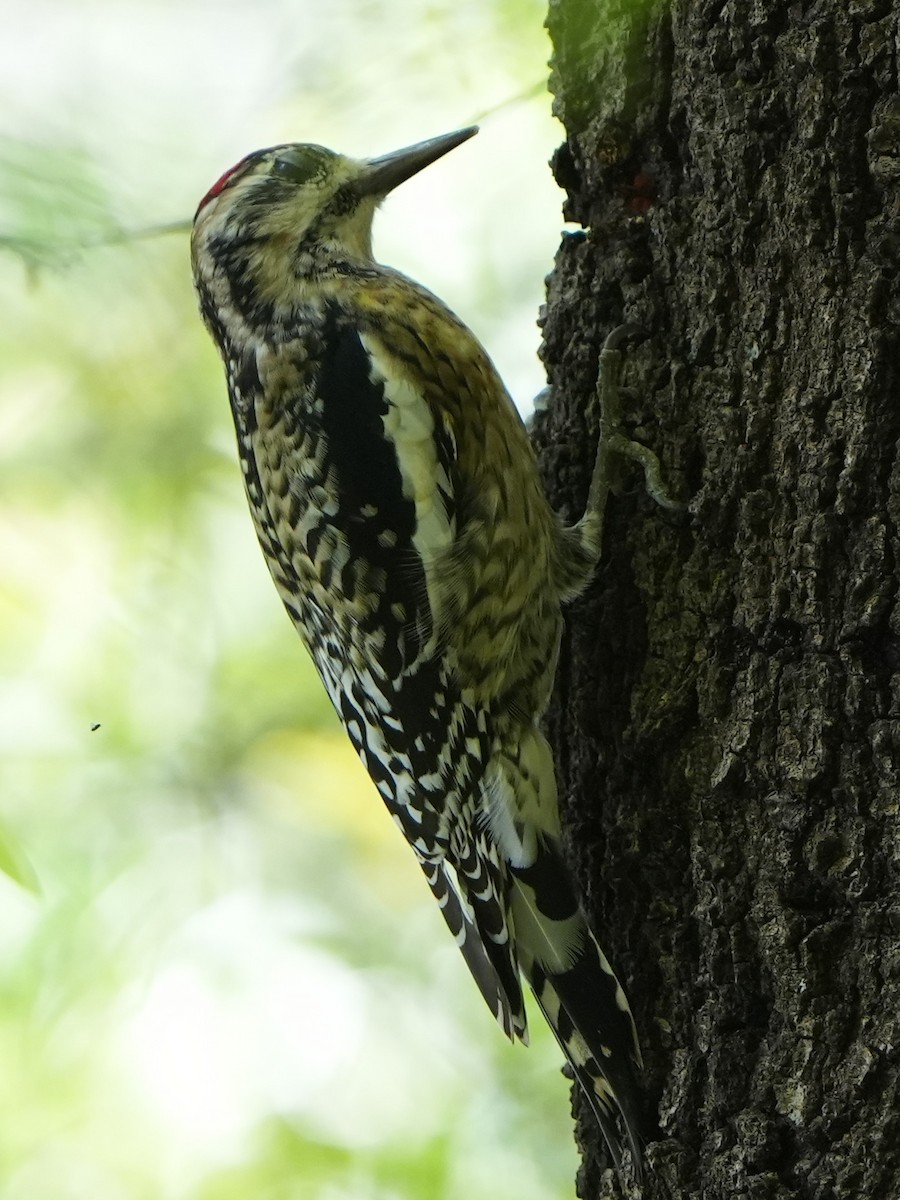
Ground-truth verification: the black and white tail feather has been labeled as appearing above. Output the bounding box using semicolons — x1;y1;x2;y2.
421;799;646;1175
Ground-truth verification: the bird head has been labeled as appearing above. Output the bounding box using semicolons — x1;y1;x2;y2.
191;127;477;324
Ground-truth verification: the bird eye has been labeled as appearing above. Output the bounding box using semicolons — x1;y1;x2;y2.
271;148;326;186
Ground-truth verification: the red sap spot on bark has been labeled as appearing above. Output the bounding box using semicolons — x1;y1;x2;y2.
625;171;655;214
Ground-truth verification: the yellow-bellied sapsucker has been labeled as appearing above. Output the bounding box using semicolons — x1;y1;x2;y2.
192;127;665;1174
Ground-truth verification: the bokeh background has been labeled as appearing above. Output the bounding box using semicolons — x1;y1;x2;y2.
0;1;578;1196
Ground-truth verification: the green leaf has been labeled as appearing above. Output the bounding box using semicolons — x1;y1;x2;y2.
0;816;40;894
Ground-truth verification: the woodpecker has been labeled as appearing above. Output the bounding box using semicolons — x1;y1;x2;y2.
192;126;669;1175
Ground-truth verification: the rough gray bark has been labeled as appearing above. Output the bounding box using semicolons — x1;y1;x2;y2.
533;2;900;1197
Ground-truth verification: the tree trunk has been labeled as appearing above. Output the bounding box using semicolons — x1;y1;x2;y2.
534;2;900;1197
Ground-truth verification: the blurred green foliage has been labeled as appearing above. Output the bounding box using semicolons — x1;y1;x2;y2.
0;1;581;1196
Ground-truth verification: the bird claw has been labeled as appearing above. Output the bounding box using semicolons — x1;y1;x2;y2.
601;322;645;354
586;325;682;521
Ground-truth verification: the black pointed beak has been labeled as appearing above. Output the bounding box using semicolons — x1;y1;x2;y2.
358;127;478;196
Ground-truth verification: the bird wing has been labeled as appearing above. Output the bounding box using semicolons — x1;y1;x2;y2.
420;856;524;1041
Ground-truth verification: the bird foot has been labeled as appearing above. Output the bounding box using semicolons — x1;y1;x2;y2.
586;324;681;521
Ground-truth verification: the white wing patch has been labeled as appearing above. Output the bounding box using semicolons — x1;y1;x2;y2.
361;333;456;632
